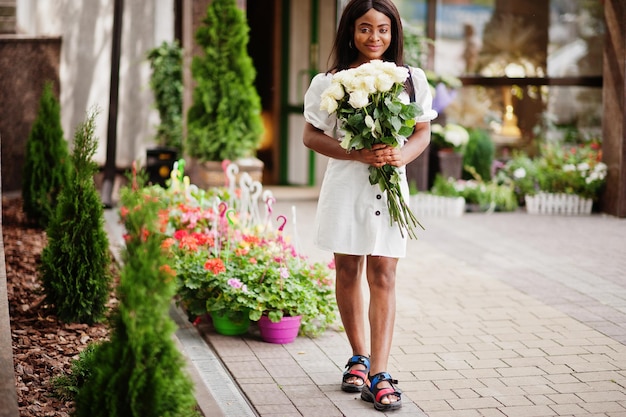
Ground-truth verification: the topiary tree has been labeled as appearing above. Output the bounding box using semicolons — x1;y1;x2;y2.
74;181;199;417
186;0;263;162
22;81;70;228
39;109;112;324
147;40;183;151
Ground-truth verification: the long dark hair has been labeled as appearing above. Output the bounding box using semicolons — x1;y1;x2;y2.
328;0;405;72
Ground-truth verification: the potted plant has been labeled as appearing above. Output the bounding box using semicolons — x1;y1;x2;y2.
496;141;607;214
431;123;470;180
186;0;264;187
151;173;337;340
146;40;183;187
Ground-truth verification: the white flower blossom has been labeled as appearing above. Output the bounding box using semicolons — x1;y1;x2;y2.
320;94;338;113
444;124;469;148
563;164;576;172
348;89;370;108
577;162;590;172
513;167;526;179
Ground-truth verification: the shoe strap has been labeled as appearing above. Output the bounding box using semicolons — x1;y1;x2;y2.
345;355;370;370
370;372;398;388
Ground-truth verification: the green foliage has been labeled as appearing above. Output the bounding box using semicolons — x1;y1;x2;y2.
22;81;70;228
403;22;430;69
496;142;607;202
431;173;518;212
187;0;263;162
51;343;100;401
172;227;338;338
495;152;538;204
39;109;112;324
431;174;460;197
147;41;183;150
462;128;495;181
74;185;199;417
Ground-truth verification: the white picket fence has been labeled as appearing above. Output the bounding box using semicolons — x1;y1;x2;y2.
409;194;466;217
525;193;593;216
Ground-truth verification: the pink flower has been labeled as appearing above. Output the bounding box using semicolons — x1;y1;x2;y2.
228;278;243;289
279;267;290;279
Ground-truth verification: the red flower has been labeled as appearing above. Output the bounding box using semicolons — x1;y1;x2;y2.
204;258;226;274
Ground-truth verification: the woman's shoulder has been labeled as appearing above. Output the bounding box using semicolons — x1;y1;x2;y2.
307;72;334;92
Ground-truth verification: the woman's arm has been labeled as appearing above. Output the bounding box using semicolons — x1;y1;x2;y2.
303;122;390;167
397;121;431;167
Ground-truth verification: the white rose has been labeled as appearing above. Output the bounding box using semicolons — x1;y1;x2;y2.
354;75;377;94
374;72;395;91
348;89;370;108
325;81;345;100
320;94;338;113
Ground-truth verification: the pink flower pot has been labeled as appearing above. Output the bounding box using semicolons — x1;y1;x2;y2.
258;315;301;344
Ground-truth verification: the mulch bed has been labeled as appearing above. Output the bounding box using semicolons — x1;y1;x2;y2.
2;196;113;417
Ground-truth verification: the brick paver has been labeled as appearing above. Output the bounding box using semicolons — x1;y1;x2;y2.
107;187;626;416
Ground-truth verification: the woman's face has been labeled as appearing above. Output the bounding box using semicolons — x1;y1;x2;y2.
352;8;392;66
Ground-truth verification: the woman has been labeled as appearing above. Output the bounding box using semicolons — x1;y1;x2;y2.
302;0;437;412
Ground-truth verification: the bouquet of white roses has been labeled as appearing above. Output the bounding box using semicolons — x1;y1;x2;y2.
319;60;424;239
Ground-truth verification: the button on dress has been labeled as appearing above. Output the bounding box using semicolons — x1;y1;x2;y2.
303;67;437;258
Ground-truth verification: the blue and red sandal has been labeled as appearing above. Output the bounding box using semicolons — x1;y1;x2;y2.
361;371;402;411
341;355;370;392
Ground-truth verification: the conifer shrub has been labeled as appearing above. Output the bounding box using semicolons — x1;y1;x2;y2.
147;41;183;151
39;109;112;324
463;127;495;181
186;0;263;162
22;81;70;227
74;180;199;417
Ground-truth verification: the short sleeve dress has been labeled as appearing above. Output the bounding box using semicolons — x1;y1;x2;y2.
303;66;437;258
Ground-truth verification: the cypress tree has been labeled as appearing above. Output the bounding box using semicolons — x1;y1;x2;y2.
39;109;111;324
186;0;263;162
22;81;70;227
74;184;198;417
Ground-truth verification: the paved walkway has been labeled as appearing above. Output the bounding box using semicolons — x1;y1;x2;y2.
106;187;626;417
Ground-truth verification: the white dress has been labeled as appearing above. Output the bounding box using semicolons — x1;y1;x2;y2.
303;66;438;258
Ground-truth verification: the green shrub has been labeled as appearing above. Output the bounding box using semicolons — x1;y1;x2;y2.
186;0;263;162
51;343;100;401
147;41;183;150
22;81;70;227
462;128;494;181
39;109;112;324
74;183;199;417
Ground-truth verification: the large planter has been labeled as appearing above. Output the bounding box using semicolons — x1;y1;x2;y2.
187;157;264;189
210;311;250;336
437;150;463;180
258;315;301;344
525;193;593;216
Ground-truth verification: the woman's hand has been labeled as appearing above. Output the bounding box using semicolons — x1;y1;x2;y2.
355;144;403;168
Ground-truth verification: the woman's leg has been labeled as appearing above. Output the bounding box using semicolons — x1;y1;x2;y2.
366;255;399;404
335;253;368;385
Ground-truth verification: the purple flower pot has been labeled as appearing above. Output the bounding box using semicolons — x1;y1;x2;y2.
258;315;302;344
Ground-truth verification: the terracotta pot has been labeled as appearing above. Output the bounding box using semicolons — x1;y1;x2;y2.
437;149;463;180
187;157;264;189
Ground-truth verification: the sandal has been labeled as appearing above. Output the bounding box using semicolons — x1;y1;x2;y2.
361;372;402;411
341;355;370;392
